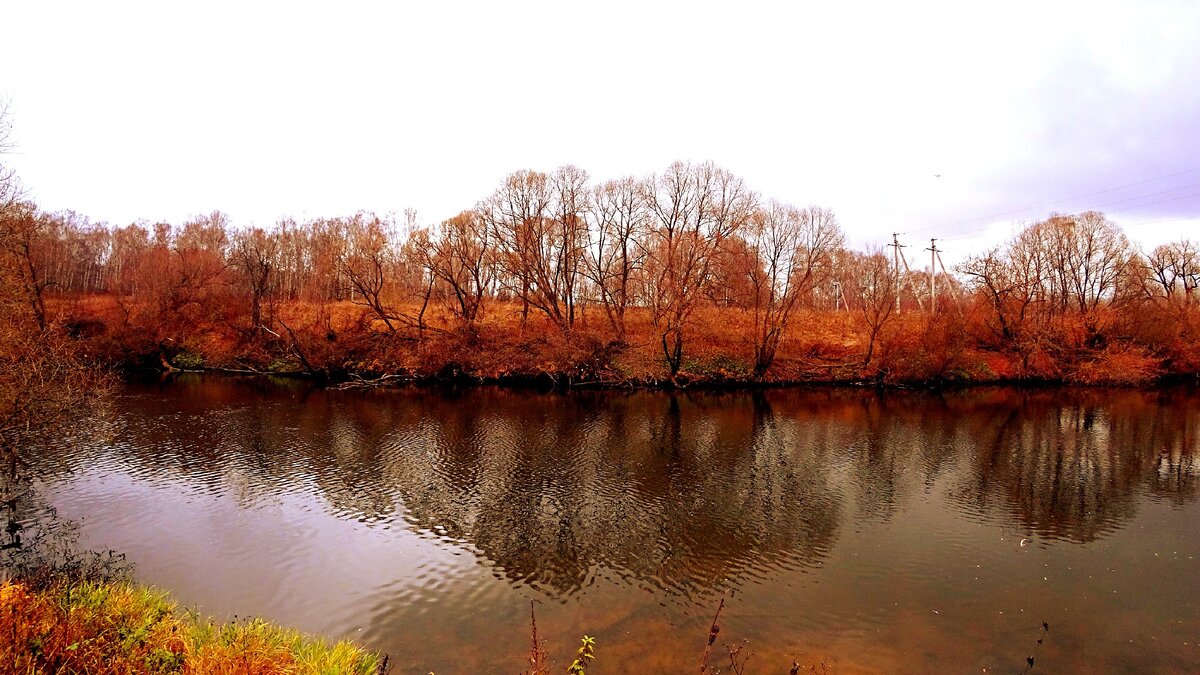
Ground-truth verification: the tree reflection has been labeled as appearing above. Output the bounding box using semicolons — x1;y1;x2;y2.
946;388;1200;541
366;389;843;598
38;378;1200;598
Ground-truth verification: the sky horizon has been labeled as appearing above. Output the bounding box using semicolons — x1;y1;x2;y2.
2;1;1197;266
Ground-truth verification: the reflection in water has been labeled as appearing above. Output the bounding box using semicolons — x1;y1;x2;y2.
34;378;1200;673
946;388;1200;542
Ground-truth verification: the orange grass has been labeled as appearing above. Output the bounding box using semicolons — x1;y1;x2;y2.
47;294;1184;386
0;580;380;674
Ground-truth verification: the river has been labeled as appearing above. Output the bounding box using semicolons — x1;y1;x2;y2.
33;377;1200;673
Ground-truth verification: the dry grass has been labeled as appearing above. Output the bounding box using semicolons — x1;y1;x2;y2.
46;294;1186;386
1067;344;1163;385
0;580;380;675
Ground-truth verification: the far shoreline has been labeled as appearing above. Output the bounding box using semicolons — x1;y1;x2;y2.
127;364;1200;393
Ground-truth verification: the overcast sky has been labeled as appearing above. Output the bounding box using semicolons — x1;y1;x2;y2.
2;1;1197;264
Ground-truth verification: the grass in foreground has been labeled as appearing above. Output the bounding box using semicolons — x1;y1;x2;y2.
0;579;381;674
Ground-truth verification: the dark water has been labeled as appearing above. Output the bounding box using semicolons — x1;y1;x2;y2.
33;377;1200;673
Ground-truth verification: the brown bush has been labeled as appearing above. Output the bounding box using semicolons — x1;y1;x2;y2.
1066;344;1163;385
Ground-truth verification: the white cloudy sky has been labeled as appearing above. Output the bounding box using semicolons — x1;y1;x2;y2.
1;0;1197;264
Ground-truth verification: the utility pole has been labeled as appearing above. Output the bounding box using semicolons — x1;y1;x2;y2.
935;244;954;305
926;238;940;312
888;233;904;313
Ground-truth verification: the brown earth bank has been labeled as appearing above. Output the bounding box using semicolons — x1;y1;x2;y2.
49;296;1197;389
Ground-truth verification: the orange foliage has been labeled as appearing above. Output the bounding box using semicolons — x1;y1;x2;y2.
1066;344;1164;385
12;169;1198;388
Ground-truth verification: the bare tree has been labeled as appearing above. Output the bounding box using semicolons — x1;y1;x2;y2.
149;216;229;333
397;209;437;337
585;176;648;340
960;246;1034;344
338;212;427;337
229;226;277;332
744;202;845;378
485;167;588;330
1012;212;1131;317
854;250;897;367
0;99;20;215
429;210;493;325
1141;239;1199;306
483;170;550;325
0;206;52;332
1055;211;1131;314
548;165;590;329
0;105;110;556
341;214;394;331
642;161;756;376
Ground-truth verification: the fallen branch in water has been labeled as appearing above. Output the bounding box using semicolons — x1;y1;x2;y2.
276;318;321;377
331;372;414;390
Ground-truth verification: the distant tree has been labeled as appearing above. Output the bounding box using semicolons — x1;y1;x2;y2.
396;209;437;337
963;212;1132;354
484;167;588;330
548;165;590;329
1036;211;1131;316
0;99;19;213
146;215;229;333
1141;239;1198;306
339;212;409;336
107;224;151;295
429;210;493;325
0;206;51;331
854;250;897;367
229;227;277;332
744;202;845;377
483;170;549;325
960;246;1035;345
642;161;756;376
585;177;648;341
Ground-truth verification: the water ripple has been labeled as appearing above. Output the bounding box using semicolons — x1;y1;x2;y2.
24;379;1200;674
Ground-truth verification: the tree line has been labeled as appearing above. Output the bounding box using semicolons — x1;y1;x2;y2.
3;160;1198;384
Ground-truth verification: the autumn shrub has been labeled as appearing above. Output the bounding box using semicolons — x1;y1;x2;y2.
1020;340;1066;381
1066;343;1163;385
1125;303;1200;377
873;309;991;383
686;353;752;380
1166;331;1200;377
172;350;206;370
43;290;1192;387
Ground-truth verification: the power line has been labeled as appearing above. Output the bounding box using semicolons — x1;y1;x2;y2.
1120;213;1200;228
1105;187;1200;216
909;166;1200;236
1089;182;1200;211
921;180;1200;245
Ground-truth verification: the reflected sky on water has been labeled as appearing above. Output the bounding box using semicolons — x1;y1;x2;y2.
35;378;1200;673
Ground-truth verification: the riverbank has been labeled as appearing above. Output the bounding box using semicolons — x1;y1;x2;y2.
0;579;382;674
54;296;1192;389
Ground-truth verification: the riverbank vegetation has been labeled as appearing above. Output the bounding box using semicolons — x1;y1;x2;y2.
4;161;1196;387
0;578;382;674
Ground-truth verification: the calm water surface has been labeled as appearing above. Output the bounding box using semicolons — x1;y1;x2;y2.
35;377;1200;673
